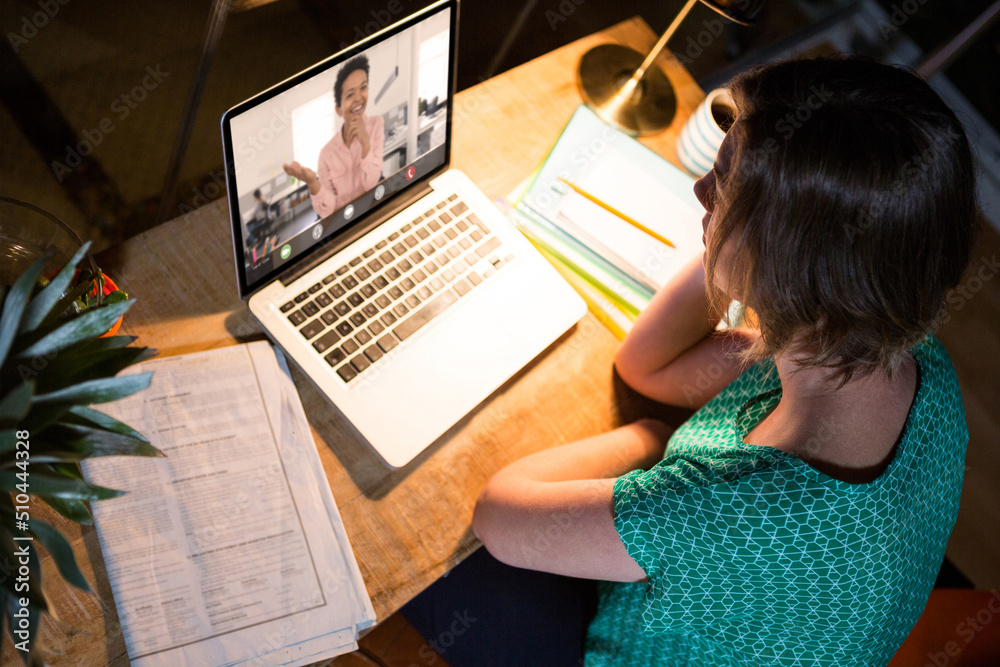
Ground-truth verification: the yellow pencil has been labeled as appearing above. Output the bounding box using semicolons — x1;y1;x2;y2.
557;176;675;248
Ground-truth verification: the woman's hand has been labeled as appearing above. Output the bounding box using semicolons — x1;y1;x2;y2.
282;162;320;195
345;116;371;157
614;252;757;408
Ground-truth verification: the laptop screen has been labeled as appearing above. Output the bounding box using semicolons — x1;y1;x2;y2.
222;0;456;298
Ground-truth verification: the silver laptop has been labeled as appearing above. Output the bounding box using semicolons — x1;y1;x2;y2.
221;0;585;468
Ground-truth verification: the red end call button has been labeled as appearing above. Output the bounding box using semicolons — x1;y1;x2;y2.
405;165;416;180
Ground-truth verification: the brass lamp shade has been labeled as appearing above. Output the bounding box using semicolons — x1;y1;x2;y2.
578;0;767;135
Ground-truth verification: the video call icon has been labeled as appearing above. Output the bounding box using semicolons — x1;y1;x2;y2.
374;184;385;201
344;204;355;220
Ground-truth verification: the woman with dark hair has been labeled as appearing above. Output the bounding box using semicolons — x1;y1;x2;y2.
405;56;979;666
283;54;384;218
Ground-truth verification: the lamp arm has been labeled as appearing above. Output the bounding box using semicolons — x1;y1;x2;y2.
633;0;700;82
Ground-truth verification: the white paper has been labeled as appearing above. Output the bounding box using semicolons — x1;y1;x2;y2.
83;342;374;667
556;144;705;289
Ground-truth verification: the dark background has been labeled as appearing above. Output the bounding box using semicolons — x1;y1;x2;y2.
0;0;996;250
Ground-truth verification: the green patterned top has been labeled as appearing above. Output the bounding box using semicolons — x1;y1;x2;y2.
585;334;968;666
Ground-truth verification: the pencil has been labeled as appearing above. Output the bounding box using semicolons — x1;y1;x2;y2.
557;176;675;248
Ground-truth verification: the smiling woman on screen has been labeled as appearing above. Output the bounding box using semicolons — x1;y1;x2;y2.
283;55;385;219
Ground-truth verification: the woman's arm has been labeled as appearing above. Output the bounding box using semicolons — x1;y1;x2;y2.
614;252;757;408
472;419;670;582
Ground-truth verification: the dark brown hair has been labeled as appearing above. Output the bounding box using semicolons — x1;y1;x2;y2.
707;56;979;382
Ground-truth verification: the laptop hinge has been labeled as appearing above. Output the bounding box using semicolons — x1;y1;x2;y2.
279;181;435;286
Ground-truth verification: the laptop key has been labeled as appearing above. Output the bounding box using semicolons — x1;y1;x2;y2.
409;250;424;264
350;312;367;327
470;229;483;242
398;258;413;272
428;219;441;232
288;310;307;326
448;246;461;258
454;261;467;275
356;267;371;281
476;236;502;258
429;277;443;291
321;309;338;325
325;347;346;366
300;319;324;339
374;275;389;289
336;363;357;382
400;277;416;291
364;344;384;363
336;321;353;336
280;301;295;312
351;354;371;373
329;284;346;298
457;219;469;232
368;258;383;272
368;320;385;336
424;262;439;274
445;228;458;240
451;201;468;215
322;274;337;284
294;292;309;303
336;265;350;275
388;286;404;300
392;242;407;256
342;275;359;289
350;256;363;266
468;271;482;286
422;243;436;255
442;269;455;282
401;223;412;232
363;303;379;317
313;329;342;353
355;329;372;345
377;333;399;353
468;213;490;234
434;236;447;248
348;292;364;307
459;237;472;250
416;227;430;240
393;303;409;317
386;267;401;281
389;231;400;240
454;278;471;297
316;292;333;307
440;212;452;224
425;209;435;218
447;194;458;202
302;301;320;317
334;301;351;316
413;269;427;283
377;238;389;248
361;284;377;298
405;294;420;308
381;311;397;326
417;286;432;300
375;294;391;309
380;250;395;264
308;283;322;294
393;290;458;341
342;339;360;354
363;248;375;258
436;201;447;210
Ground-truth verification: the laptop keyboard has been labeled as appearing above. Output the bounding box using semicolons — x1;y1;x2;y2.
279;193;515;383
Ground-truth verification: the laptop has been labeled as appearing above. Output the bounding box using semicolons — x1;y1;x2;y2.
221;0;586;468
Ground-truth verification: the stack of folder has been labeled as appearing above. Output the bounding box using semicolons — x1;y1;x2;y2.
504;105;707;339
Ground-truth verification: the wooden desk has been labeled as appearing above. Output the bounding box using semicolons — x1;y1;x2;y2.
8;18;704;666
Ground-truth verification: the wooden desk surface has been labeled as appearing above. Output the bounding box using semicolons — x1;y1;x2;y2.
7;18;705;666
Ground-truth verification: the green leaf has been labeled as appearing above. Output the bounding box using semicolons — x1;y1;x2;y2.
64;405;149;442
102;290;128;305
38;280;91;329
37;423;163;458
28;519;91;592
0;380;34;425
16;299;133;359
20;242;91;333
32;371;152;405
0;471;122;500
33;345;157;395
0;254;49;368
40;496;93;525
0;429;16;454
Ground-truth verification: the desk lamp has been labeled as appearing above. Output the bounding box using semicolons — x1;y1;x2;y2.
578;0;766;135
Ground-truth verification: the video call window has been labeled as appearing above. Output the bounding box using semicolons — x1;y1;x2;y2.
228;9;451;277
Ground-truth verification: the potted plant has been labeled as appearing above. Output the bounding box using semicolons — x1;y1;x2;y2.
0;243;160;665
